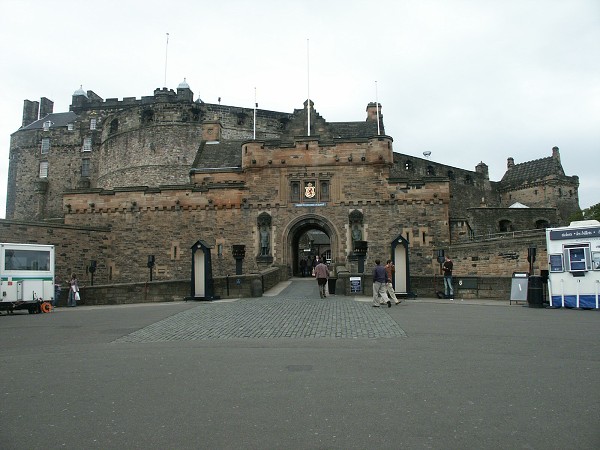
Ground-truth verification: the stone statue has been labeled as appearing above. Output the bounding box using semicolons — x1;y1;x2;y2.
351;224;362;242
260;226;270;256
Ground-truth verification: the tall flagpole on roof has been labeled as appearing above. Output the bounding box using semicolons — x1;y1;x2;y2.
253;87;257;140
307;38;311;137
375;80;381;136
164;33;170;87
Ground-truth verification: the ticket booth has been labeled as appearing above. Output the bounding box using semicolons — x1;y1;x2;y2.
190;240;216;300
391;235;410;297
546;220;600;309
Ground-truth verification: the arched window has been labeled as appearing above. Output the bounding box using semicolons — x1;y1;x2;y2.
535;220;549;229
447;170;455;180
465;175;473;185
426;165;435;176
499;220;513;232
141;109;154;125
109;118;119;135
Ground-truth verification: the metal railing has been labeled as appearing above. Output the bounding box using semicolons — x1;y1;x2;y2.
463;228;546;243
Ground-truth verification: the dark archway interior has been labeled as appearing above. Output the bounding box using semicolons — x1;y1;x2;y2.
290;221;331;276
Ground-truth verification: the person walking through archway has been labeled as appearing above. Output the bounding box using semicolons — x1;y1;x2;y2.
314;259;330;298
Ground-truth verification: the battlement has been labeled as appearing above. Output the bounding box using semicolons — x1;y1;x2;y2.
69;85;196;113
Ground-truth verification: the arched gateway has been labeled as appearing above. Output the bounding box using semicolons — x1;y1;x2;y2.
283;214;340;276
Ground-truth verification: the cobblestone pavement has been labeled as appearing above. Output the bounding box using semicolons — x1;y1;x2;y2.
113;279;406;343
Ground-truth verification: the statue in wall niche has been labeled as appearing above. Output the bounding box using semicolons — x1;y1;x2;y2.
257;212;272;257
260;226;270;256
349;209;364;245
351;223;363;243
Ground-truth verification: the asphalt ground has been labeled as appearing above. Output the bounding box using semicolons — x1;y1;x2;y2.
1;278;598;449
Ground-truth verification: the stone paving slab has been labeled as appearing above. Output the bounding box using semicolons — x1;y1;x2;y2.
113;297;406;342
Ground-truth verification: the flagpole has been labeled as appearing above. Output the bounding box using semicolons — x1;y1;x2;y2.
307;38;310;137
375;80;380;135
164;33;170;87
253;87;257;140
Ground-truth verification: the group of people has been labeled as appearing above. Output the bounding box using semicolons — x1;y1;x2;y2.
372;259;402;307
52;274;81;308
299;255;326;278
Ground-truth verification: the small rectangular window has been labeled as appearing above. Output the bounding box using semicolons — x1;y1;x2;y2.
291;181;300;202
39;161;48;178
41;138;50;154
320;180;330;201
82;137;92;152
43;121;52;131
90;118;97;130
81;158;90;177
68;123;74;131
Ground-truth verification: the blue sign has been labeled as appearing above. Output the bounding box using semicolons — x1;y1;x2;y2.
549;227;600;241
295;203;326;207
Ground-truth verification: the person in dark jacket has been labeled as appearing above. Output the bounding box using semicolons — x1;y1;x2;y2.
372;259;390;307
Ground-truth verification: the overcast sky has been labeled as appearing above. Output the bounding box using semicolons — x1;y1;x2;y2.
0;0;598;219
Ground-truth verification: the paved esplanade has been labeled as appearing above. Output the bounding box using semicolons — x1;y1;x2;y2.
115;279;405;342
1;278;599;450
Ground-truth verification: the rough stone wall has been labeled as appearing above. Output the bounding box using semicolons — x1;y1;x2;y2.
443;233;547;277
466;207;559;236
7;115;101;220
0;220;111;286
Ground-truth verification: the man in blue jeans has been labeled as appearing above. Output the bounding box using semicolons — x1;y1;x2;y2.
442;256;454;300
372;259;391;307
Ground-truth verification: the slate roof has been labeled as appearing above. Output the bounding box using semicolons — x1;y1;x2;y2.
192;140;242;170
20;112;78;131
328;120;381;139
500;156;565;187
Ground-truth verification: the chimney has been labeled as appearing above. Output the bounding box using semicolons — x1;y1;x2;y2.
22;99;39;127
475;161;489;180
507;157;514;169
39;97;54;119
552;146;560;162
366;102;382;122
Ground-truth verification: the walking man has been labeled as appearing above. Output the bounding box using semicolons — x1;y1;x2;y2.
442;256;454;300
314;259;330;298
373;259;391;307
385;259;401;305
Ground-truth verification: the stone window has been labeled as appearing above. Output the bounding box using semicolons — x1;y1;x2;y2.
81;158;90;177
43;120;52;131
82;137;92;152
499;220;513;232
464;175;473;185
141;109;154;125
90;118;97;130
535;220;549;229
319;180;330;201
447;170;455;180
67;123;74;131
404;160;412;170
426;165;435;176
40;138;50;154
291;181;300;202
109;118;119;135
39;161;48;178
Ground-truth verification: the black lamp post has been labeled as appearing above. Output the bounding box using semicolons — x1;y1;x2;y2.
89;260;97;286
353;240;368;273
232;245;246;275
147;255;155;281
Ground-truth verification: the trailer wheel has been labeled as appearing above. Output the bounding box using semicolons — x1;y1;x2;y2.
40;302;52;313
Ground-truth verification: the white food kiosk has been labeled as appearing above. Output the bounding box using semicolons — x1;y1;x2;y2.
546;220;600;309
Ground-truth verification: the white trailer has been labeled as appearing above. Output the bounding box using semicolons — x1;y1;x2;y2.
546;220;600;309
0;243;55;314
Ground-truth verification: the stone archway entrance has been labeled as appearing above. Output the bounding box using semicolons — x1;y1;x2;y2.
284;215;338;276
